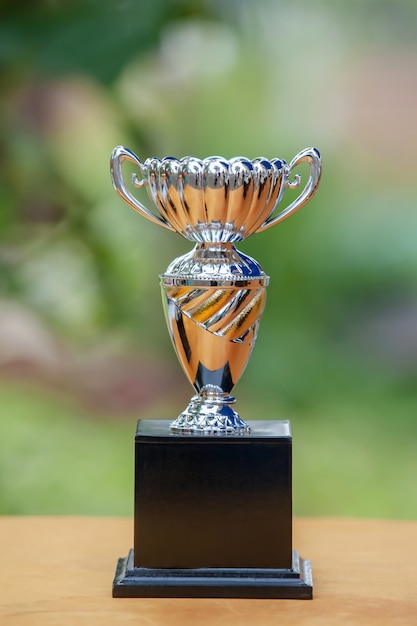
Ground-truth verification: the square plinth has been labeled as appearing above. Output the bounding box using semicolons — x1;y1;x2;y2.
134;419;292;570
112;419;313;599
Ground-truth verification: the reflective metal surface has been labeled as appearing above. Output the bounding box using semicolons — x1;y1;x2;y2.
111;147;321;243
111;146;322;433
161;243;268;433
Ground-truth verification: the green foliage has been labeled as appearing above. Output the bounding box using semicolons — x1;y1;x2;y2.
0;383;134;515
0;0;220;83
1;0;417;517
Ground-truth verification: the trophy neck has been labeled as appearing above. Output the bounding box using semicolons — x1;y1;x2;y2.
192;242;242;264
161;243;269;288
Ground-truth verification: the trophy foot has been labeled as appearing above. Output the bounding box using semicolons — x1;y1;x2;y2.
170;395;250;434
113;549;313;599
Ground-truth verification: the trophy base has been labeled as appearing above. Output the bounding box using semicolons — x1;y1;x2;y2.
113;549;312;599
112;419;313;600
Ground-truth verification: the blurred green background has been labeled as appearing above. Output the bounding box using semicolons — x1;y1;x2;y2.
1;0;416;519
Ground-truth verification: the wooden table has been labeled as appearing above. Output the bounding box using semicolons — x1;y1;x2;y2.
1;516;416;625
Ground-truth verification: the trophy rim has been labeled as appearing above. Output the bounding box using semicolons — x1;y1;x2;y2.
142;154;285;168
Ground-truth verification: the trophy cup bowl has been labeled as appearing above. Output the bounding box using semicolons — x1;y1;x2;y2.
111;146;321;433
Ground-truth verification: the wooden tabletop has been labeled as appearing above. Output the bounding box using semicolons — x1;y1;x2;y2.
0;516;416;625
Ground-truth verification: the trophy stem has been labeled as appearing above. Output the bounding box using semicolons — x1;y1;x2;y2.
170;393;250;434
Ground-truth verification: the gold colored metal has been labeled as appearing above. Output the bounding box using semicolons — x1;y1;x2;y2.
111;147;322;432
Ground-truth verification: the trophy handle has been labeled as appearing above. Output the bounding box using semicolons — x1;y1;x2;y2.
110;146;176;232
255;147;322;233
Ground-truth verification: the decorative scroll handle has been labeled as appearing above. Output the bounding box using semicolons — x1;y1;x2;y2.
256;147;322;233
110;146;175;232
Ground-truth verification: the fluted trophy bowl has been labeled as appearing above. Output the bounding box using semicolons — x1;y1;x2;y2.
111;146;321;433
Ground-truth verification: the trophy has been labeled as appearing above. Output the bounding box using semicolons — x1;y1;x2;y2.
111;146;322;598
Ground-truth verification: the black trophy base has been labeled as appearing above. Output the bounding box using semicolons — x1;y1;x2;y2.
112;419;313;599
113;549;313;599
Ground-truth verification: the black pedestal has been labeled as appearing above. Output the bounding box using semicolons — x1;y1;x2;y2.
112;419;312;599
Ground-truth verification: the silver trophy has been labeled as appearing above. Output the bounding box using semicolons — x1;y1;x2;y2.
111;146;321;433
